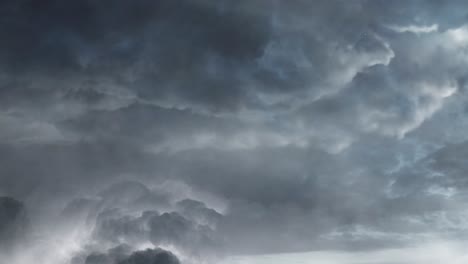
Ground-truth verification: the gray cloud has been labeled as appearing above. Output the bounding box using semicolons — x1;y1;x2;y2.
81;246;180;264
53;181;223;263
0;197;28;252
2;0;468;263
117;248;180;264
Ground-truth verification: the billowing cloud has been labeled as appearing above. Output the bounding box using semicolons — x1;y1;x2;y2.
81;246;180;264
117;248;180;264
2;0;468;263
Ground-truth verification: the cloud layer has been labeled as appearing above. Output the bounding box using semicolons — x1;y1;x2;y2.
1;0;468;263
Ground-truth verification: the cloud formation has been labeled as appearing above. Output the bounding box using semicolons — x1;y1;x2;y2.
82;246;180;264
0;197;28;251
1;0;468;263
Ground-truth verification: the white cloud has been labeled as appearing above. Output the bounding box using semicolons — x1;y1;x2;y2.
388;24;439;34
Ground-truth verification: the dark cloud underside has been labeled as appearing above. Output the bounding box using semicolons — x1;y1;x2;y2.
1;0;468;263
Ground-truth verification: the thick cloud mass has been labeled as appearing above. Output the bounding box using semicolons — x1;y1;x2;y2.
118;248;180;264
2;0;468;263
82;246;179;264
0;197;28;249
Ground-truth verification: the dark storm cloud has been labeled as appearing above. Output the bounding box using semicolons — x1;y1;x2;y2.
117;248;180;264
2;0;468;262
82;246;179;264
0;197;28;250
82;244;133;264
0;0;397;116
0;0;466;149
0;0;272;112
89;202;222;255
56;180;224;262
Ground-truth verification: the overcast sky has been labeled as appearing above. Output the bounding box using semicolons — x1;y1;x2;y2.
1;1;468;263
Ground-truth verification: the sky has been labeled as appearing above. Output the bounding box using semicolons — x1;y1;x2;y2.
1;0;468;263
